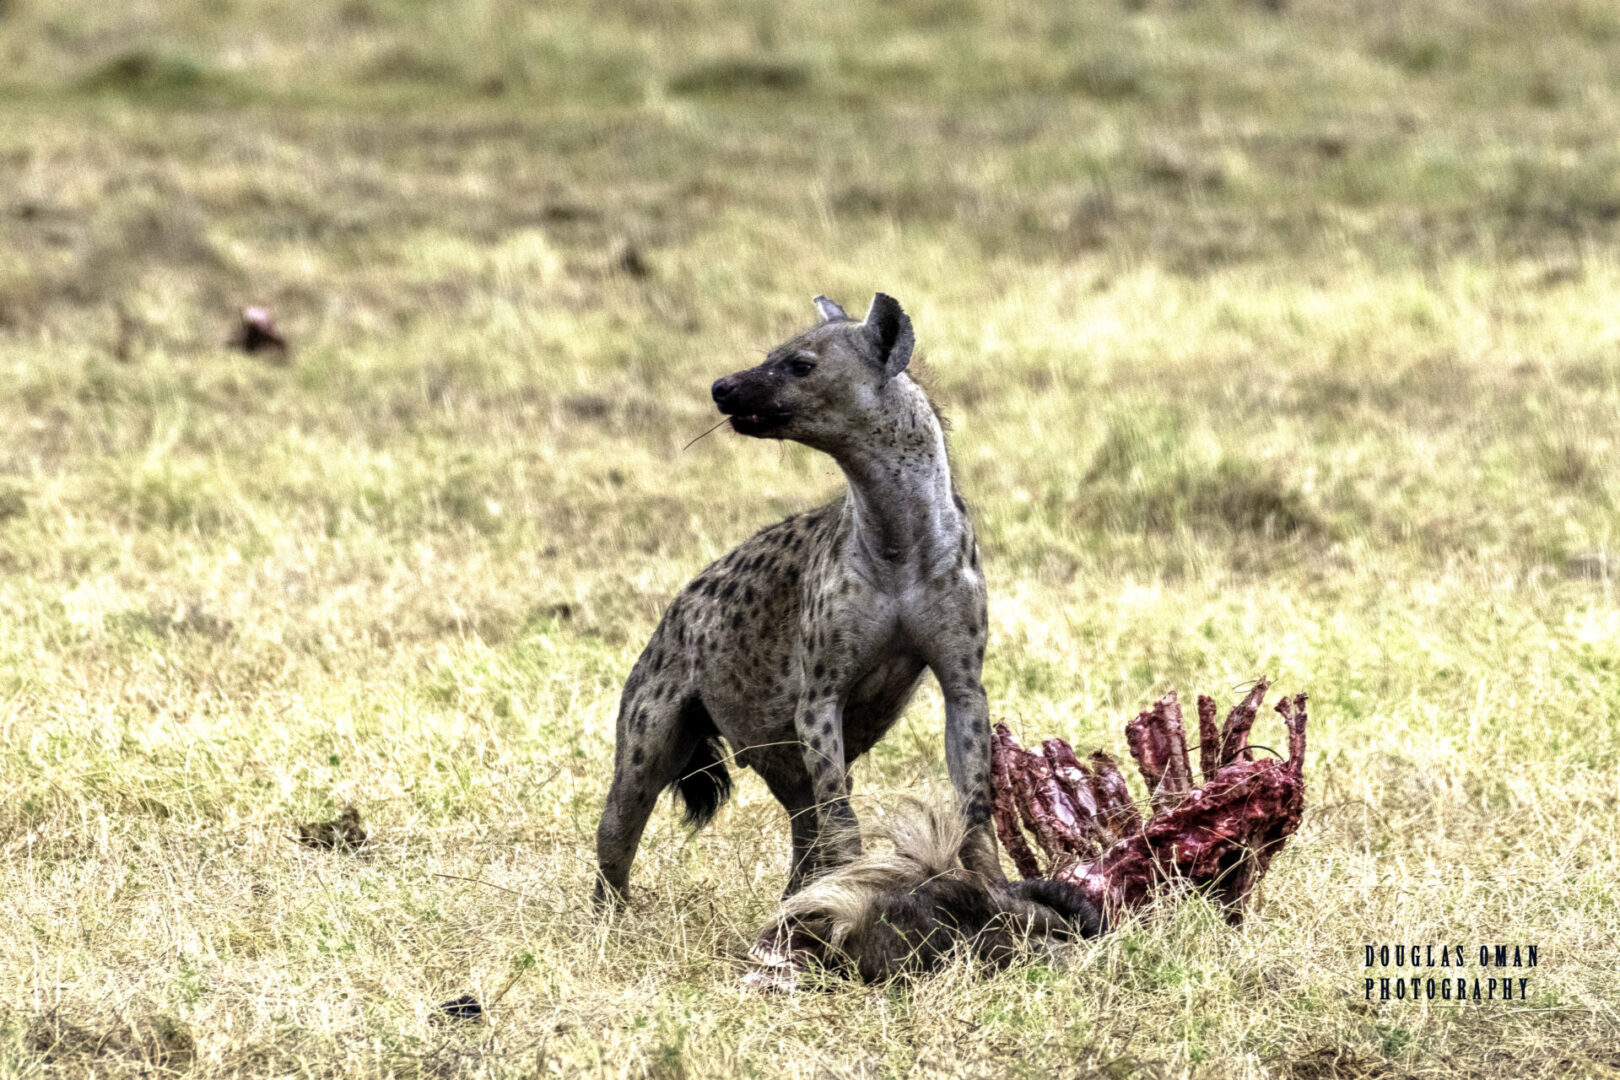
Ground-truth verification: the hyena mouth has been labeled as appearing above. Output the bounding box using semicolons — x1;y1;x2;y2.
727;409;792;436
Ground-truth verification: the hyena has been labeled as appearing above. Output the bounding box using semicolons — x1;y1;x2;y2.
593;293;998;905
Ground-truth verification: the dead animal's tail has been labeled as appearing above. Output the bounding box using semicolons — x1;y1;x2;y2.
669;699;732;829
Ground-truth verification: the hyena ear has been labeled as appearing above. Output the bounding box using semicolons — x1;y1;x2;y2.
861;292;914;380
813;295;849;323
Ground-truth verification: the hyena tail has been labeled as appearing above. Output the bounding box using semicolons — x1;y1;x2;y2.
669;698;732;829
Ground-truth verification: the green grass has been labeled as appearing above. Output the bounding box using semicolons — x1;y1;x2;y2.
2;0;1619;1076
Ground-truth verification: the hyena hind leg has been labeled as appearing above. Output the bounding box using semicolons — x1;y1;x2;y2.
594;687;731;908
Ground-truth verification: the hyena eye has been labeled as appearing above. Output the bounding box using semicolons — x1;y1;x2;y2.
788;357;816;377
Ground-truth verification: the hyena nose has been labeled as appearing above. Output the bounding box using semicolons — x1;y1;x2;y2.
711;377;737;408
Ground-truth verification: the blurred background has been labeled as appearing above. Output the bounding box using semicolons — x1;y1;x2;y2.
4;0;1618;583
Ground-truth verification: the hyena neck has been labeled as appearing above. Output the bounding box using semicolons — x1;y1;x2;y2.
831;375;964;577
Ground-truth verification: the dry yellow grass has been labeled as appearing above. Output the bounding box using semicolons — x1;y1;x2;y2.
2;1;1620;1076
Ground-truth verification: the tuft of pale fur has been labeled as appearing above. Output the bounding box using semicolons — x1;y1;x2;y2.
774;798;970;951
751;798;1107;987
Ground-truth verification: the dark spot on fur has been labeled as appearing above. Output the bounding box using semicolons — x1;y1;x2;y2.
953;492;966;513
814;662;826;678
631;747;644;765
731;613;743;630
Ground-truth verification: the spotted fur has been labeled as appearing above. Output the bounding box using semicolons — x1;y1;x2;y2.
593;293;999;905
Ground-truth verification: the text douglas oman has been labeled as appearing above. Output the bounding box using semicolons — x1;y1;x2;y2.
1364;943;1540;1002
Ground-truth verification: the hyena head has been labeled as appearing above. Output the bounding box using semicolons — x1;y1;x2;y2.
710;293;915;452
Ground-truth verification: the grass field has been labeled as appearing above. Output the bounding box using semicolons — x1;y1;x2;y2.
3;0;1620;1076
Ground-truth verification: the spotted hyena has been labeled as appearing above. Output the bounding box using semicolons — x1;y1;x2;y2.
593;293;998;905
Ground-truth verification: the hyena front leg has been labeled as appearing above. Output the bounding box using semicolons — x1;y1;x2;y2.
795;690;861;870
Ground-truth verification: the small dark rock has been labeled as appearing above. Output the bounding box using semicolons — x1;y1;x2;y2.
436;994;483;1022
615;242;652;279
295;806;367;852
1313;135;1349;159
